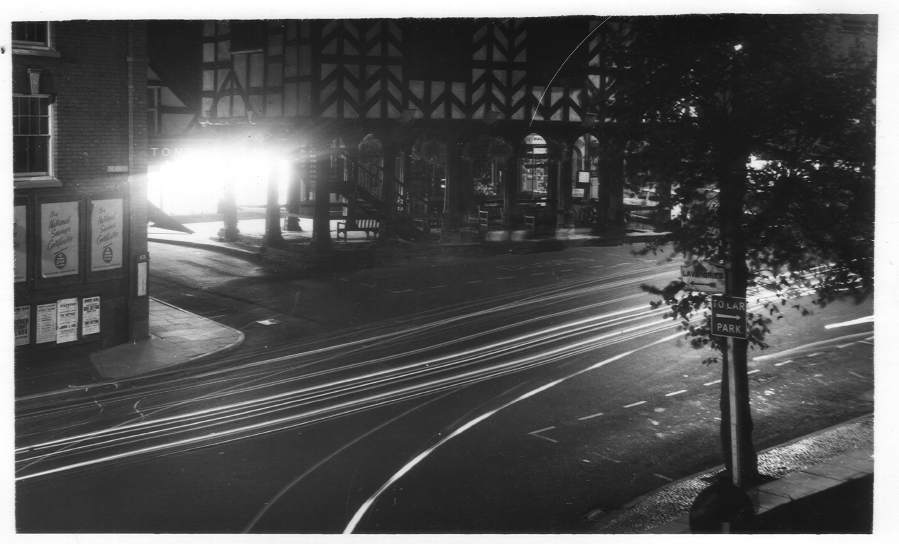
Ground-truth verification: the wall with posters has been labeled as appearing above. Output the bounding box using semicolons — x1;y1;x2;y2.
13;21;149;362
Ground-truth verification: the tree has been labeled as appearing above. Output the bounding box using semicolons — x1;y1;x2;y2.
621;14;876;483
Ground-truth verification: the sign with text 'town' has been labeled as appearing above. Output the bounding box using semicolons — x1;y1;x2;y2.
711;295;747;339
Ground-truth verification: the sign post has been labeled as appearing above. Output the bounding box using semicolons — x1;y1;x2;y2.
710;294;747;488
680;261;727;294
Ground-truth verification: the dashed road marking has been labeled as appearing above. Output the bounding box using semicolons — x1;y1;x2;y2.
836;343;855;349
389;288;414;294
559;269;574;273
665;389;688;397
465;279;483;284
704;379;722;386
806;352;822;358
528;426;559;444
860;340;874;345
774;359;794;367
747;369;760;375
496;276;516;281
849;371;868;380
653;473;674;482
591;451;623;464
428;284;447;289
577;411;605;421
623;401;647;409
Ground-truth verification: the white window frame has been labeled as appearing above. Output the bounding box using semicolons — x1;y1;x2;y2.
12;22;59;57
13;93;59;188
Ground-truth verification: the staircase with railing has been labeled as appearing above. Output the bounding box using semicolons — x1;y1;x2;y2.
327;149;438;241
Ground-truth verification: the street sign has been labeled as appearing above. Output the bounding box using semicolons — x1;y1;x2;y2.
680;261;727;294
711;295;747;339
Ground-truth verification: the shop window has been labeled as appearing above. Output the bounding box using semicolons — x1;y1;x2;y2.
13;94;53;182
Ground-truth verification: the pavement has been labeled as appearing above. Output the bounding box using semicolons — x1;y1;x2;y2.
15;211;876;533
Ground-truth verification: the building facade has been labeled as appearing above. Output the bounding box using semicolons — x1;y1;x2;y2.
12;21;150;357
148;18;633;242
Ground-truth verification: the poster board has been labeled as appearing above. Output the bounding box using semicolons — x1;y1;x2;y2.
41;201;80;278
36;303;57;344
91;199;124;271
56;298;79;344
15;306;31;346
14;205;26;282
82;296;101;336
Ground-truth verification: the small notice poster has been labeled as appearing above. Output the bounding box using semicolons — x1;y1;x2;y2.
82;296;101;336
36;303;57;344
15;306;31;346
14;205;26;282
56;297;79;344
41;201;80;278
91;199;124;271
137;260;148;297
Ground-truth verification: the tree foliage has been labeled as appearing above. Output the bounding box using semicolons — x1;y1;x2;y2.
620;15;876;354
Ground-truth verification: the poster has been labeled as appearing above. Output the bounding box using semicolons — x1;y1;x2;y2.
91;199;123;271
36;303;57;344
15;306;31;346
82;296;101;336
41;201;80;278
56;297;79;344
137;260;148;297
15;205;26;282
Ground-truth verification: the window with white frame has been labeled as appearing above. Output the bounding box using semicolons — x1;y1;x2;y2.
12;22;52;51
13;95;53;179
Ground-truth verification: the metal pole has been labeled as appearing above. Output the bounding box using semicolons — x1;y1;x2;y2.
725;336;742;488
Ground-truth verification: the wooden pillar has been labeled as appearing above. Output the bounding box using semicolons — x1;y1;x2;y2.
558;142;573;227
313;152;332;250
263;164;285;247
381;141;398;238
442;136;462;231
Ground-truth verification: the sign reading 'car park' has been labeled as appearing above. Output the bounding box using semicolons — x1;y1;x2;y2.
711;295;747;339
680;261;727;294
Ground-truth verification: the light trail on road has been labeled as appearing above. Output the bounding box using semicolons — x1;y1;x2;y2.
16;266;683;481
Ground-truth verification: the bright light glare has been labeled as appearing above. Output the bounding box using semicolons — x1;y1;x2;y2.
148;147;289;216
748;155;769;170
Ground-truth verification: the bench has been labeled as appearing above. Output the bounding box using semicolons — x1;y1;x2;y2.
336;218;381;241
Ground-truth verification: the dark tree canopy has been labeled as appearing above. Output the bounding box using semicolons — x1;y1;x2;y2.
616;14;876;353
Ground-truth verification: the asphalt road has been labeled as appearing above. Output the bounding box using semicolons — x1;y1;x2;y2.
14;242;874;532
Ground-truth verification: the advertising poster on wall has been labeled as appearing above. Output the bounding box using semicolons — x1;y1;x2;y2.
41;201;80;278
15;205;26;282
91;199;124;271
82;296;101;336
36;303;57;344
56;297;79;344
15;306;31;346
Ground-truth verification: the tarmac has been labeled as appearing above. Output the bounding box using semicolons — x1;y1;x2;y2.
15;211;876;534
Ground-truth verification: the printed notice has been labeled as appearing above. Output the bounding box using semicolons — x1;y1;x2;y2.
91;199;123;271
56;297;79;344
41;201;80;278
82;296;101;335
15;205;26;282
137;260;148;297
15;306;31;346
36;303;57;344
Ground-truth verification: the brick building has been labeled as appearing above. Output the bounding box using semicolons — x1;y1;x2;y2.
12;21;150;358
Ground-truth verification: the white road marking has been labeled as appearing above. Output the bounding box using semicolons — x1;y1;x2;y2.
704;379;722;386
860;340;874;345
531;272;547;276
824;315;874;329
528;426;559;444
747;369;760;375
774;359;794;367
559;269;574;273
623;401;647;409
665;389;687;397
806;352;822;358
577;412;605;421
653;473;674;482
389;288;414;294
849;371;868;380
752;332;870;362
836;343;855;349
428;284;447;290
465;280;483;284
495;276;516;281
591;451;624;464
